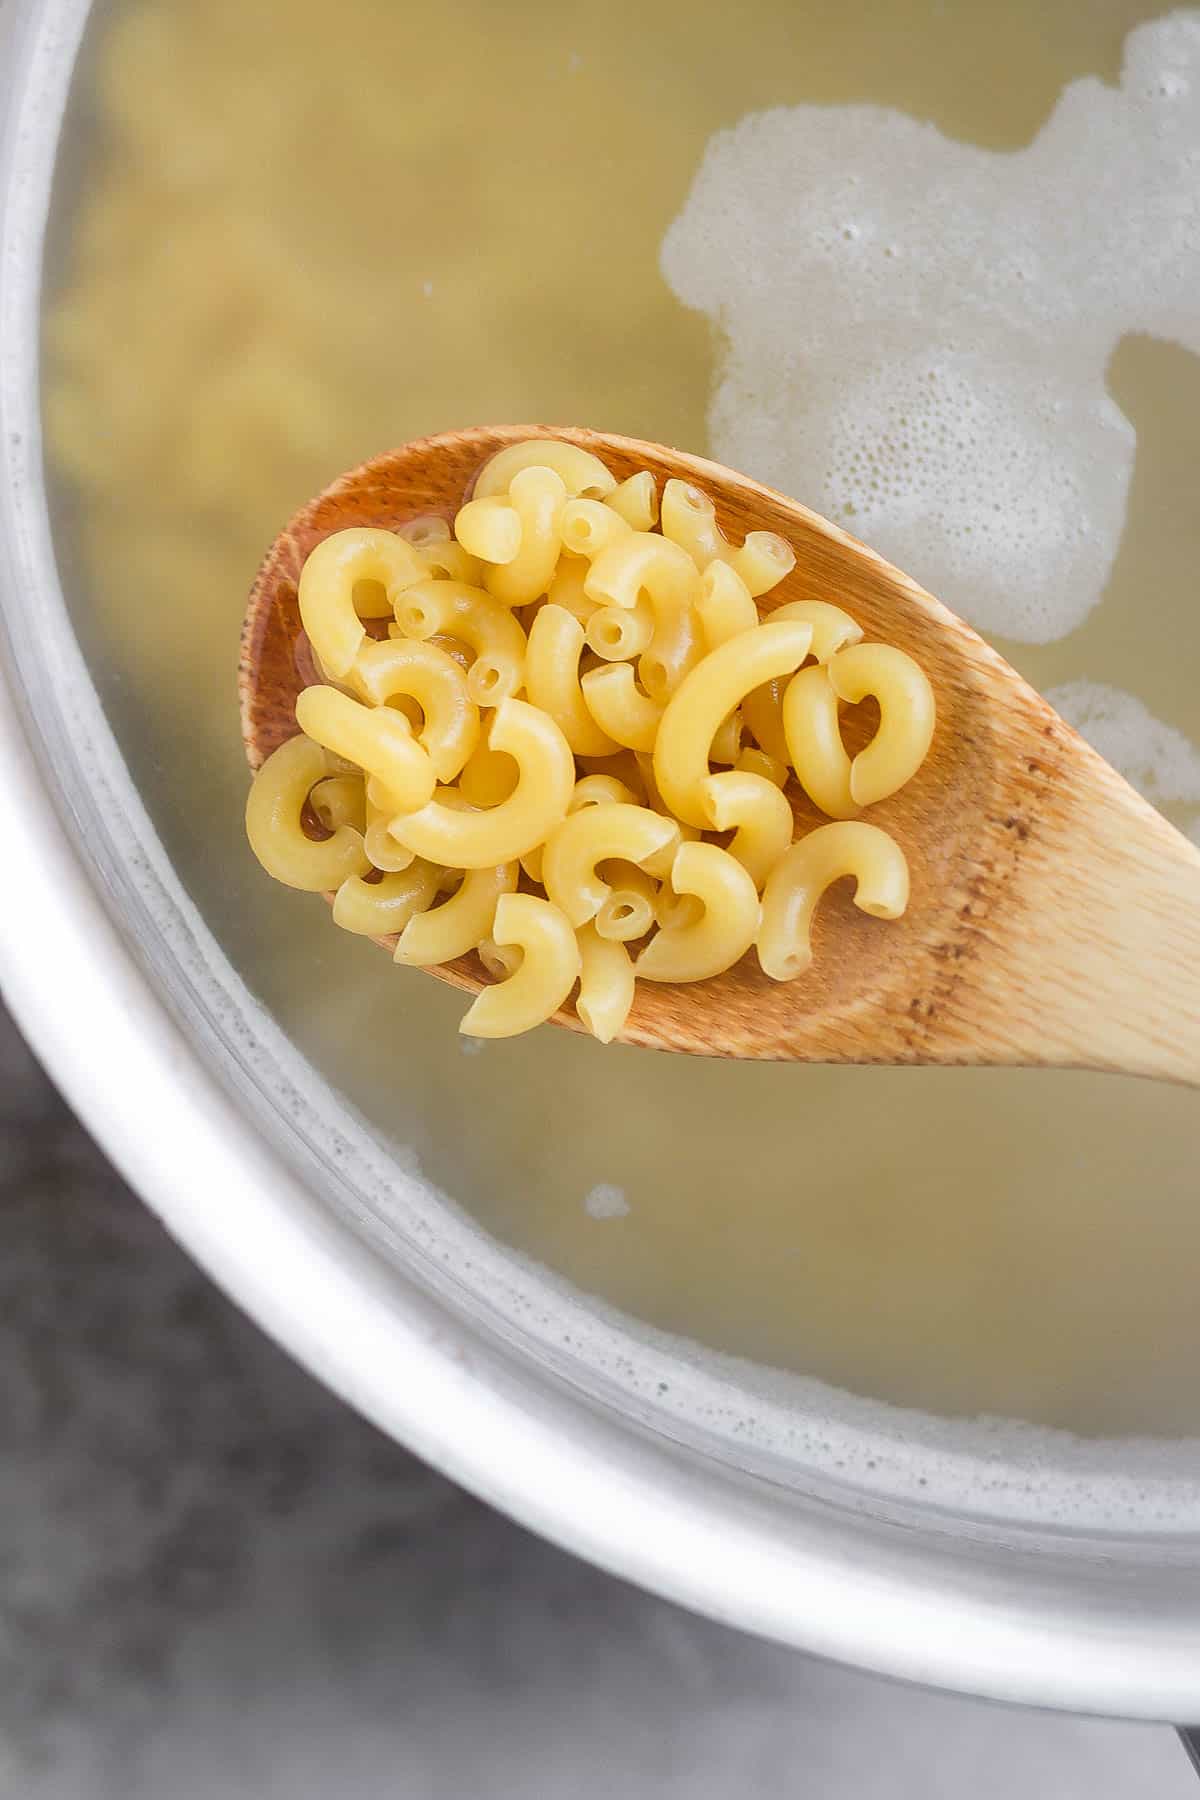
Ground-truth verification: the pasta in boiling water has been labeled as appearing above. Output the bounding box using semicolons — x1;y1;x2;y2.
246;438;935;1037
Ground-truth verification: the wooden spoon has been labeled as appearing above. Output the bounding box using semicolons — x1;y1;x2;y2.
239;424;1200;1079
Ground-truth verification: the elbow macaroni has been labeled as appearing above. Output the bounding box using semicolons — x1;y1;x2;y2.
603;471;659;533
388;698;575;867
635;842;760;984
758;823;910;981
459;893;581;1038
575;923;635;1042
247;438;935;1038
542;803;677;928
481;465;568;608
653;620;814;826
526;603;619;758
393;579;527;707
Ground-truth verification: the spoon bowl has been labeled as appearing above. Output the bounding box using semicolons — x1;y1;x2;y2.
240;424;1200;1077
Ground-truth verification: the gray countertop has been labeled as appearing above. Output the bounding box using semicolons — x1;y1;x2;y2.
0;1000;1193;1799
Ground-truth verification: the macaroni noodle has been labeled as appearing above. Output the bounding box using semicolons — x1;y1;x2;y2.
758;823;910;981
635;842;760;983
453;494;523;565
393;579;527;706
560;497;632;560
546;557;598;625
700;770;794;890
735;745;789;789
355;637;480;782
697;560;758;649
526;603;620;757
742;677;789;765
521;771;637;884
580;662;663;752
603;470;659;532
542;802;677;927
585;596;654;663
417;538;484;586
782;664;856;819
310;773;366;834
770;598;863;663
653;619;813;825
473;438;616;502
483;465;568;607
365;788;418;872
398;516;452;548
246;733;371;890
332;861;441;937
388;698;575;867
459;893;581;1038
294;684;436;812
827;642;937;806
576;923;636;1042
660;479;796;595
394;860;518;965
298;527;427;679
594;862;658;942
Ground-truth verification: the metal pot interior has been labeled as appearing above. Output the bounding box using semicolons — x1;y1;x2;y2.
4;0;1200;1714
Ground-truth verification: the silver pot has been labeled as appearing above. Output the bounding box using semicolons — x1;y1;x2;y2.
3;0;1200;1721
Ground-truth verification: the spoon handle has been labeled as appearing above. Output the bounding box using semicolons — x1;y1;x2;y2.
945;735;1200;1087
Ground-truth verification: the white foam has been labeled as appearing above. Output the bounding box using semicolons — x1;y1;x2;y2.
1046;680;1200;842
584;1182;630;1220
662;12;1200;644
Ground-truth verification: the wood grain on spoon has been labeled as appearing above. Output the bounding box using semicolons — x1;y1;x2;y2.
239;424;1200;1080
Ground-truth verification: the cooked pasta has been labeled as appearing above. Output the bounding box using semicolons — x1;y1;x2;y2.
458;893;581;1037
473;438;616;502
660;479;796;595
699;770;794;890
546;557;598;625
392;579;527;706
310;772;367;835
394;861;518;965
542;803;678;927
827;642;937;807
635;842;760;983
297;527;427;680
355;637;480;782
246;734;371;891
294;685;436;812
332;861;441;937
388;698;575;867
481;465;568;607
697;560;758;649
575;923;636;1042
757;823;910;981
782;664;857;819
580;662;664;752
653;620;814;826
526;604;620;758
246;438;934;1038
453;494;524;565
603;471;659;533
560;497;632;561
594;862;658;943
585;597;654;663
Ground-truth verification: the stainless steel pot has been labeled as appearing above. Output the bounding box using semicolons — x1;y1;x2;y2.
3;0;1200;1721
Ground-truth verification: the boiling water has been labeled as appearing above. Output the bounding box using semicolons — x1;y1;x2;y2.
42;0;1200;1450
